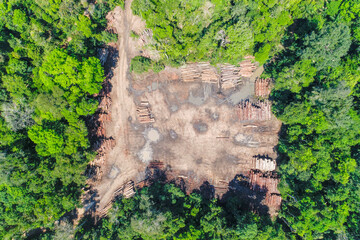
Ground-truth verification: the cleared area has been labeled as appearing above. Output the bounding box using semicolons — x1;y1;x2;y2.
89;0;281;215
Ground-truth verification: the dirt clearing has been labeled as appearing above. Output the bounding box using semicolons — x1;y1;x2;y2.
89;0;281;215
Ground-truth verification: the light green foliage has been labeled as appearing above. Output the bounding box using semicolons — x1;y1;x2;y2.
130;56;165;74
12;9;27;31
76;15;93;38
132;0;297;65
33;49;103;122
275;60;317;93
28;125;64;156
63;122;89;155
35;49;103;95
2;75;31;100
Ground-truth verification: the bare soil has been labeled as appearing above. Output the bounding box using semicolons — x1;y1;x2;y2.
90;0;281;215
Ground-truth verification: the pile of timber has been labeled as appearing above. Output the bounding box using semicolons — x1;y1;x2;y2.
253;156;276;172
87;76;114;180
98;181;136;218
249;170;281;209
239;56;257;78
237;100;271;121
137;101;155;123
98;200;113;219
255;78;271;97
265;193;282;207
220;64;242;89
121;181;136;198
180;62;218;83
249;170;280;194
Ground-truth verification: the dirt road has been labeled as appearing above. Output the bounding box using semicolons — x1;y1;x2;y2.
95;0;145;210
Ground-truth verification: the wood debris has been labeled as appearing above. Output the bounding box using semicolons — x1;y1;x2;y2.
220;64;242;89
255;78;272;97
139;28;153;46
148;161;165;169
137;101;155;123
237;100;271;121
180;62;218;83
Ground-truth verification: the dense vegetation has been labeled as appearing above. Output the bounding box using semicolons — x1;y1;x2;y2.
0;0;123;238
131;0;317;65
265;9;360;240
37;183;284;239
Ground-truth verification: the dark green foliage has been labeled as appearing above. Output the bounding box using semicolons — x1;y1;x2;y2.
0;0;115;238
264;3;360;238
301;23;351;71
75;183;286;240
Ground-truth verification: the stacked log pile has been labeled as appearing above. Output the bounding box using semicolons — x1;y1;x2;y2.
254;156;276;172
137;101;155;123
180;62;218;83
239;56;256;78
237;100;271;121
220;64;242;89
255;78;271;97
87;76;115;181
249;170;281;210
98;181;135;218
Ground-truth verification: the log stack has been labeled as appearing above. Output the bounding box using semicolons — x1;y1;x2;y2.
237;100;271;121
255;78;271;97
180;62;218;83
98;181;136;218
137;101;155;124
254;156;276;172
239;56;257;78
122;181;136;198
249;170;281;211
220;64;242;89
87;76;114;180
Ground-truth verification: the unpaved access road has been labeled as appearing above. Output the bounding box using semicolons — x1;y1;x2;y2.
94;0;145;210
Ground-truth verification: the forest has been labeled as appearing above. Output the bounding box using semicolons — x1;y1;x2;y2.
0;0;359;239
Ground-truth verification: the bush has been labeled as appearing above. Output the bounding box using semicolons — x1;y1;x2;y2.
152;61;165;73
130;56;152;73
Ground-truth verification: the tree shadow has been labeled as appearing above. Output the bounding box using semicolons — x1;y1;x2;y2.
221;174;269;216
192;181;215;200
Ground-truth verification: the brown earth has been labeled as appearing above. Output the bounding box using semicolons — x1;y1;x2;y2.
87;0;281;216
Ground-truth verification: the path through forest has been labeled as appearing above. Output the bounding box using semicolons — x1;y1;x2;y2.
94;0;145;210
